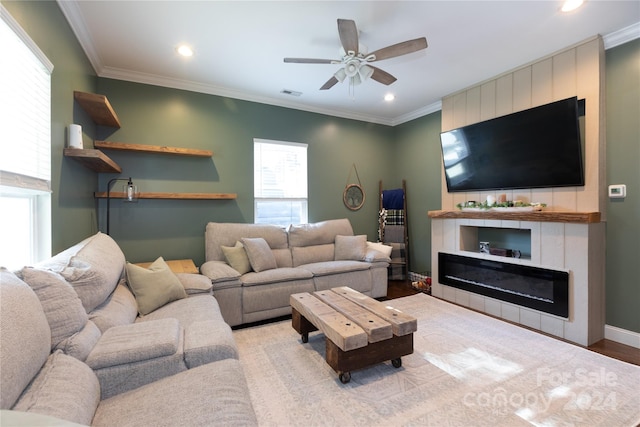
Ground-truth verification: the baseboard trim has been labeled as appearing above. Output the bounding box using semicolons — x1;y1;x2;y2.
605;324;640;349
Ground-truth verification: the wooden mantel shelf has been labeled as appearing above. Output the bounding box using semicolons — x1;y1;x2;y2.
428;210;601;224
95;141;213;157
95;192;236;200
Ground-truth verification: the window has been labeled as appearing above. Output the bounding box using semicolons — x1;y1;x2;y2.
254;139;307;226
0;6;53;270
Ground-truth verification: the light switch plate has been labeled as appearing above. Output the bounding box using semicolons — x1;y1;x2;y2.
608;184;626;198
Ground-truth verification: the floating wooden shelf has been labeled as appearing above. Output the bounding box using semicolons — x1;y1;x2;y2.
428;210;601;224
74;91;121;128
95;192;237;200
95;141;212;157
64;148;121;173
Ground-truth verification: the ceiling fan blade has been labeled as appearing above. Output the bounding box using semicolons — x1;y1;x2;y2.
370;66;397;85
369;37;428;62
284;58;337;64
337;19;359;55
320;76;339;90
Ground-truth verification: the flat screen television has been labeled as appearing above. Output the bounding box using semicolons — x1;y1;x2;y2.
439;97;585;192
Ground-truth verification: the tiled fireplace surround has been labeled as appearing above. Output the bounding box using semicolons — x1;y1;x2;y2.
429;211;605;346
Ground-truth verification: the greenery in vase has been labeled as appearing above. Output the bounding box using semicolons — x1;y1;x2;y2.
456;201;546;210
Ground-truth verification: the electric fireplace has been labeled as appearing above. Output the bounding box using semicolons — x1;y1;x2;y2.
438;252;569;318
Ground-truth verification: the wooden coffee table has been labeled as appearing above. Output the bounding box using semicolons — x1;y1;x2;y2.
290;286;417;383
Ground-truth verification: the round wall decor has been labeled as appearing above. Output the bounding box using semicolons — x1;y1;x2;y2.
343;183;365;211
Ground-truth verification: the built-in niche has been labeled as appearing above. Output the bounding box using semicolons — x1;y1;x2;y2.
460;226;531;259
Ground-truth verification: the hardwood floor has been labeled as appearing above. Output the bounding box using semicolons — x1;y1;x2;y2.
387;280;640;366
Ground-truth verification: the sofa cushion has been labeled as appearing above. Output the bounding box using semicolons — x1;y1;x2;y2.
92;359;258;427
12;351;100;426
176;273;214;295
138;294;227;328
0;269;51;410
126;257;187;315
18;267;88;351
291;244;334;267
59;232;126;313
241;267;313;286
334;234;367;261
184;320;238;368
86;318;181;369
221;241;252;274
288;218;354;247
56;320;101;362
298;260;370;276
89;282;138;333
241;237;277;272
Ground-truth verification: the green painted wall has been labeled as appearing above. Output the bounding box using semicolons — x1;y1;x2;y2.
95;79;396;264
5;2;639;333
392;111;443;275
604;39;640;333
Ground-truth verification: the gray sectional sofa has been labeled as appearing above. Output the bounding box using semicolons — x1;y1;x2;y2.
0;232;257;426
201;218;390;326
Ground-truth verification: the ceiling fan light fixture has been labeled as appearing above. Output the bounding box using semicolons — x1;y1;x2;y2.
359;64;374;81
334;68;347;83
384;93;395;102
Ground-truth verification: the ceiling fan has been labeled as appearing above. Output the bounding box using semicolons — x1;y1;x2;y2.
284;19;427;91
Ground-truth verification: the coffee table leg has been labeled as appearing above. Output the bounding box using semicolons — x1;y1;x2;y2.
292;308;317;344
339;372;351;384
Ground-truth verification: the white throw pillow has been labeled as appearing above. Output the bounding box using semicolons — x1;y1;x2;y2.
366;241;393;257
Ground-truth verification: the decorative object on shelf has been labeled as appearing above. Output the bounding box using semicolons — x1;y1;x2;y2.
343;163;365;211
456;200;546;212
479;241;490;254
106;177;138;235
68;124;83;149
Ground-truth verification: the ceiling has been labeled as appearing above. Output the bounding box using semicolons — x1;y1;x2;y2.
58;1;639;126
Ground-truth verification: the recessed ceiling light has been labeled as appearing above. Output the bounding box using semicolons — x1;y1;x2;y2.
384;93;395;102
176;45;194;57
561;0;584;12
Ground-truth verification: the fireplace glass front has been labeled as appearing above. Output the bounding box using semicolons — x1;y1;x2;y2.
438;252;569;318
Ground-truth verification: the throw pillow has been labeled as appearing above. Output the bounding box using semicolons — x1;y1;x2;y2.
125;257;187;315
240;237;277;272
366;241;393;257
221;241;252;274
334;234;367;261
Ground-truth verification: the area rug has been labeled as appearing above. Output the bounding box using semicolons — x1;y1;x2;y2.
233;293;640;426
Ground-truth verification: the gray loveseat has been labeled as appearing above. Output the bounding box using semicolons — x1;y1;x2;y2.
201;218;390;327
0;232;257;426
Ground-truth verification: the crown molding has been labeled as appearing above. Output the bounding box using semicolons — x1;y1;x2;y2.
56;1;102;75
603;21;640;49
99;66;396;126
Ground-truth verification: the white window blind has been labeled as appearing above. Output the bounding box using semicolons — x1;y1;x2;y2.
254;139;308;226
0;6;53;269
0;5;53;188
